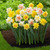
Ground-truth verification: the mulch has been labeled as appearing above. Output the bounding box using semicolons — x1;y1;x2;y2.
1;25;50;48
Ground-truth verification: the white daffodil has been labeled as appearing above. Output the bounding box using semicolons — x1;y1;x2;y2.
6;17;12;24
15;15;22;22
19;21;24;26
33;7;38;11
26;7;33;14
36;9;43;15
20;10;25;16
18;4;25;9
28;19;34;25
34;15;41;22
6;7;12;13
33;7;43;15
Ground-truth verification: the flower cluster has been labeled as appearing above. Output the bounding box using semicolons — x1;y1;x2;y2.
6;3;48;30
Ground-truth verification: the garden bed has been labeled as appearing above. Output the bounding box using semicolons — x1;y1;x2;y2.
1;25;50;48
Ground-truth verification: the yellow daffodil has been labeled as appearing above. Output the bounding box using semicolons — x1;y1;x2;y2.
16;9;20;14
40;19;47;25
29;3;34;7
23;14;29;21
43;11;48;17
37;3;43;8
8;11;15;17
32;11;37;18
33;23;39;29
24;23;30;30
13;22;18;28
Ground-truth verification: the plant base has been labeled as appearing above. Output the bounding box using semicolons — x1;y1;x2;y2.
1;26;50;48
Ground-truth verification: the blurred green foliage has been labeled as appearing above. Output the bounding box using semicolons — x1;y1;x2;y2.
0;1;22;20
0;20;8;30
46;8;50;25
0;1;22;30
0;0;50;30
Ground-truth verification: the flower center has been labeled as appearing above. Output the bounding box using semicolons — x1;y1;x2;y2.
17;16;21;20
30;21;33;24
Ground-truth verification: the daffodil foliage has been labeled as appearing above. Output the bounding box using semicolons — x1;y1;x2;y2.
6;3;48;45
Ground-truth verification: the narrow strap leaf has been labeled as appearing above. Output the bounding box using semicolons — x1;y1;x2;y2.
39;25;45;43
45;24;48;34
35;30;39;43
15;28;19;44
42;24;48;43
19;26;21;45
30;31;33;44
30;26;36;44
39;25;43;43
21;27;24;44
24;29;27;44
30;27;33;44
27;30;31;45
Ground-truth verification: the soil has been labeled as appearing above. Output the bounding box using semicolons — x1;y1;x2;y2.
1;25;50;48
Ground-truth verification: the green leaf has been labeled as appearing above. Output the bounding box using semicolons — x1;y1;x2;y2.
19;26;21;45
24;29;27;44
39;25;47;43
42;24;48;43
30;27;33;44
30;26;36;44
39;25;43;43
35;30;39;43
21;27;24;44
27;30;31;45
